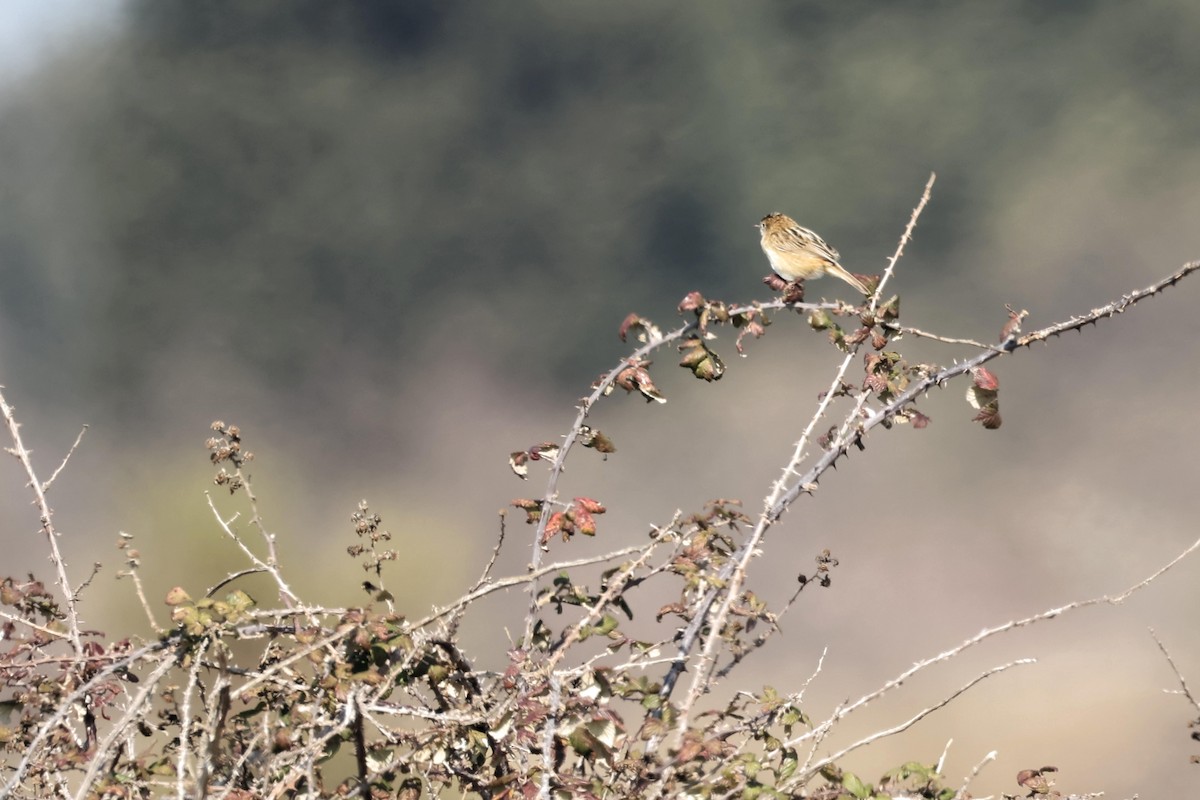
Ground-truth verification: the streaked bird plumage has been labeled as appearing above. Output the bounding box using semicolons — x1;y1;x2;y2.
757;212;868;295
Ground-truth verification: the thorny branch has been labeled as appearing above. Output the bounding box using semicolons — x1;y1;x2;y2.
0;387;85;653
658;253;1199;740
519;301;848;646
788;658;1037;790
1150;627;1200;718
657;174;937;754
507;171;1196;795
3;172;1198;799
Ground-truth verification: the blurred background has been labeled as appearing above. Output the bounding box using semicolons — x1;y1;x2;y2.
2;1;1199;795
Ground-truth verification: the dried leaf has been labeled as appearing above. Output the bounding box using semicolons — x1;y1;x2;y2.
971;366;1000;392
165;587;192;606
579;427;616;454
678;338;726;382
864;372;888;394
878;295;900;321
615;363;667;403
966;367;1002;428
734;315;766;355
844;326;871;345
574;497;606;514
528;442;560;462
1000;304;1028;341
541;512;565;546
808;309;833;331
618;313;662;344
677;291;705;313
574;508;597;536
509;451;530;479
972;403;1002;430
857;273;881;295
762;274;789;291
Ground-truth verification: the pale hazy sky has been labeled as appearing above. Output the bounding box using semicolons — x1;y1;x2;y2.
0;0;122;87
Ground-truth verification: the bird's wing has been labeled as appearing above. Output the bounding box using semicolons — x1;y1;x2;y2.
780;224;840;263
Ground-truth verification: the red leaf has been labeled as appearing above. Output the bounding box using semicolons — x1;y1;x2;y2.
574;508;597;536
844;326;870;345
617;313;662;344
528;442;561;461
864;373;888;394
972;403;1002;430
677;291;705;313
541;512;565;546
735;320;765;354
574;497;606;514
971;366;1000;391
618;313;641;342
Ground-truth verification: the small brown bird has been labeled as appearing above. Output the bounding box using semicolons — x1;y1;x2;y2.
757;212;869;295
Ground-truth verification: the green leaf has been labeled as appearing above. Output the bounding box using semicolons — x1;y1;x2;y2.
778;748;798;781
841;772;870;799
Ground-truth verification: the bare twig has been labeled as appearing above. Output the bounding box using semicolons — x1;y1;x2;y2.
42;424;88;491
520;323;690;645
544;539;665;672
870;172;938;313
118;531;165;634
0;608;75;642
71;655;181;799
472;509;509;591
709;647;828;742
1017;259;1200;346
34;644;174;800
791;659;1035;789
229;626;357;702
352;692;371;800
767;259;1200;521
936;738;953;775
204;493;302;609
196;651;233;800
662;175;939;748
538;675;563;800
519;298;846;646
206;567;269;598
0;387;84;653
781;531;1200;758
885;323;1004;351
1150;627;1200;716
176;638;210;799
957;749;998;800
415;542;652;632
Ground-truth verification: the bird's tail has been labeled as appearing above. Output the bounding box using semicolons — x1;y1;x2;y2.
826;263;870;295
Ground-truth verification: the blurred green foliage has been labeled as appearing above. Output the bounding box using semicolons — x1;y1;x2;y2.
1;0;1198;418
